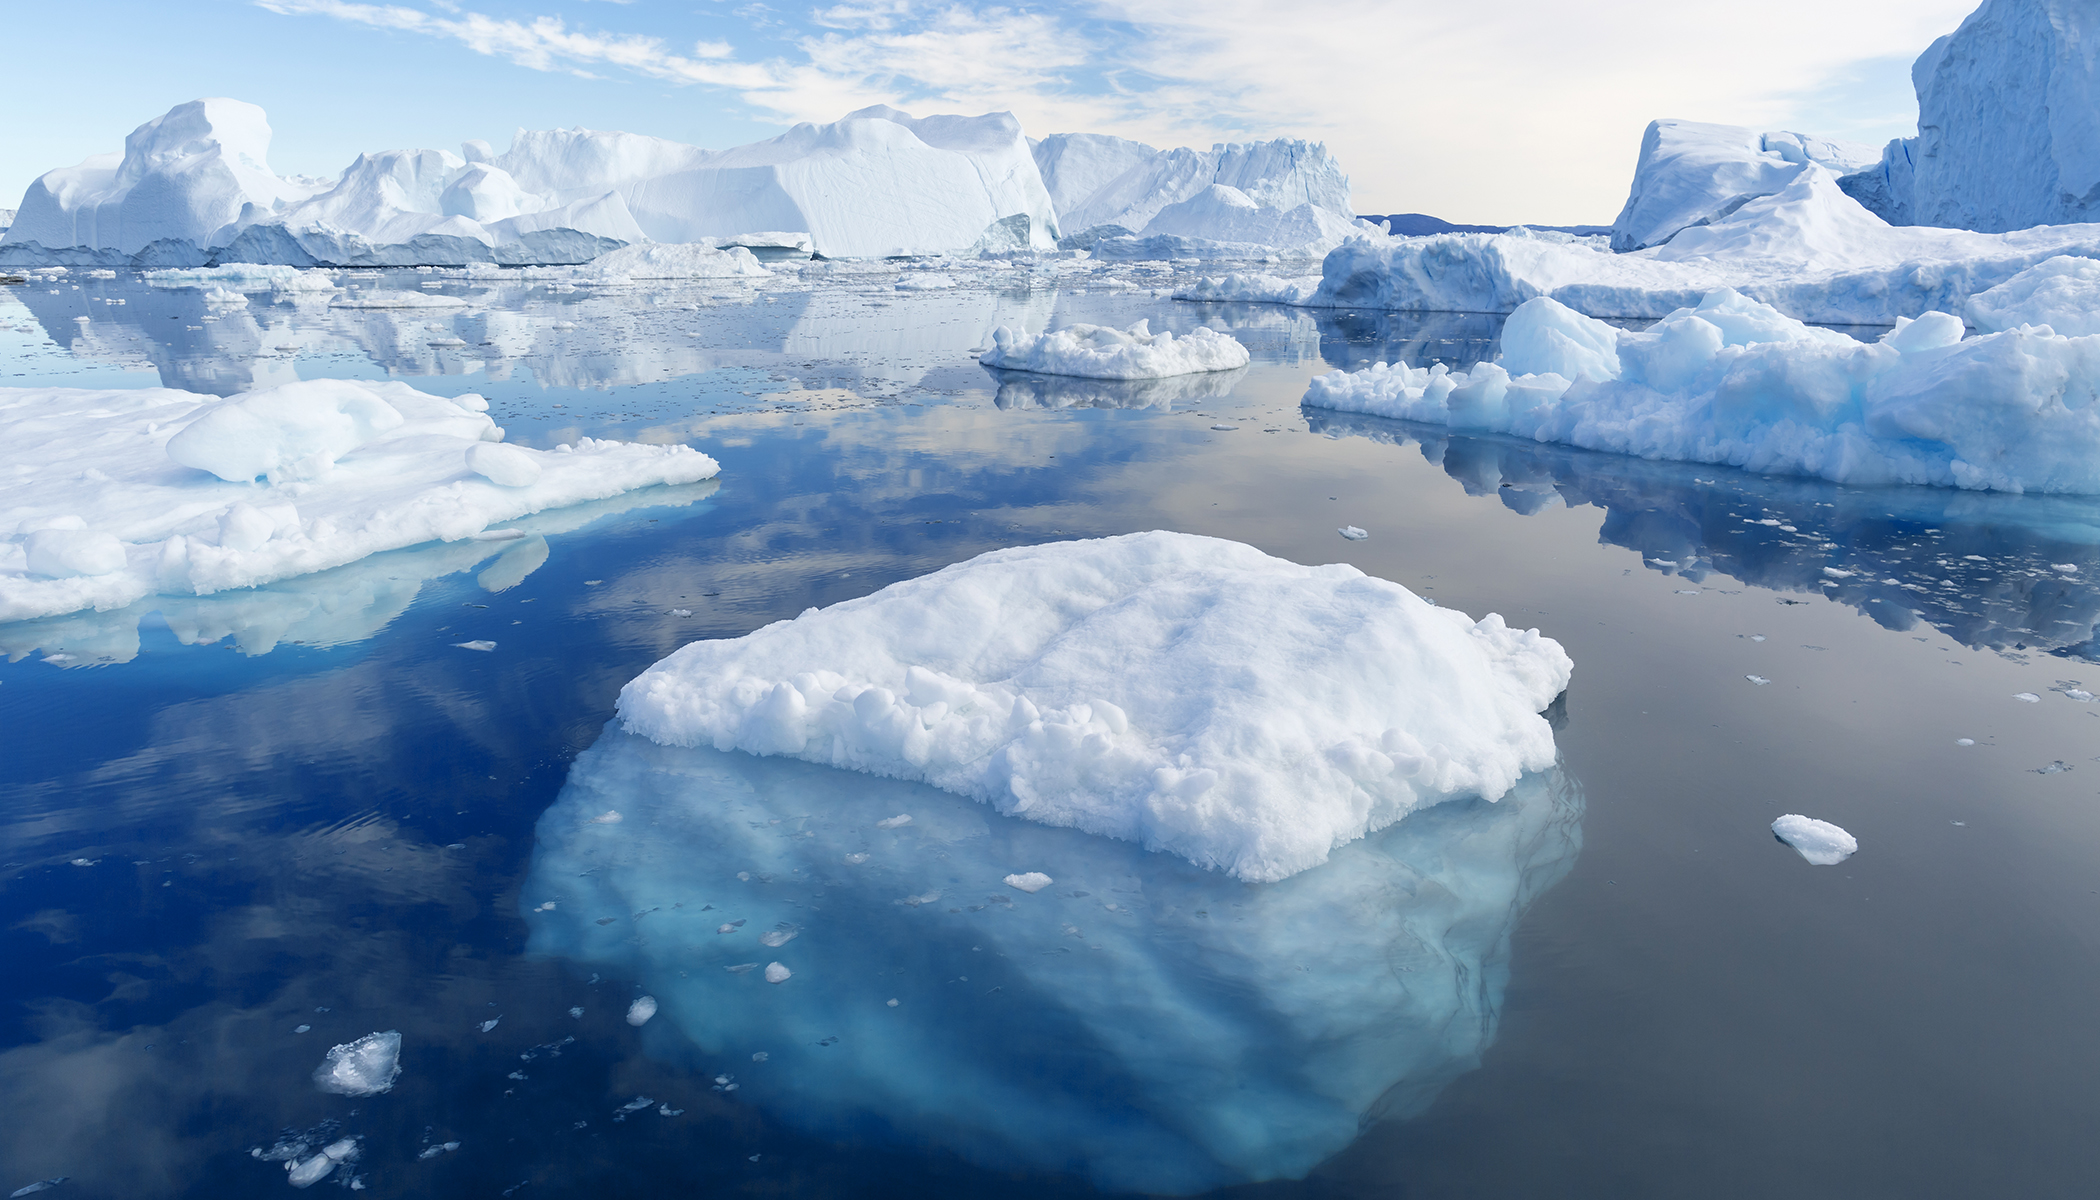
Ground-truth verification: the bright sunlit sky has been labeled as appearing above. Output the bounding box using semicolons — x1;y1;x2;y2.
2;0;1979;225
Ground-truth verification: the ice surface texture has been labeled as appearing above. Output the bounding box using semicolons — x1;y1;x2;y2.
1305;287;2100;494
1772;815;1857;865
524;728;1583;1193
978;320;1250;380
618;531;1571;882
0;379;719;623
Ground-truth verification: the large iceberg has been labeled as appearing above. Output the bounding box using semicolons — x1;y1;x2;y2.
0;378;719;623
1610;119;1879;252
1303;288;2100;493
523;726;1582;1193
1841;0;2100;232
618;531;1571;883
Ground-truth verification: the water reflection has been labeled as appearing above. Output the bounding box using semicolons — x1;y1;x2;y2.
1308;412;2100;658
986;364;1249;410
524;729;1584;1194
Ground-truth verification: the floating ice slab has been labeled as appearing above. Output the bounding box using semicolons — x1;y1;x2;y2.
618;531;1571;882
312;1030;400;1096
1771;814;1857;865
979;320;1249;380
524;728;1582;1193
1304;288;2100;494
0;379;719;624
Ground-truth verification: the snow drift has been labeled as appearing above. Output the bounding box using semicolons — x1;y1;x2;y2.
616;531;1571;883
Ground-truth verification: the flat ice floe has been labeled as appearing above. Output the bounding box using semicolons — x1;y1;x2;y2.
524;728;1583;1192
0;379;719;623
978;320;1249;380
1304;288;2100;493
617;531;1571;882
1771;814;1857;865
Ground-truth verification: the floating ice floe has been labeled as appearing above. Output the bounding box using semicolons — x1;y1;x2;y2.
0;378;720;624
1303;288;2100;493
1770;814;1857;865
979;320;1249;380
525;729;1583;1193
626;996;657;1026
1003;871;1052;893
312;1030;401;1096
617;531;1570;882
286;1138;359;1189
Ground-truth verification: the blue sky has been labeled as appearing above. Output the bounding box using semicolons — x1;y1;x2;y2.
2;0;1978;224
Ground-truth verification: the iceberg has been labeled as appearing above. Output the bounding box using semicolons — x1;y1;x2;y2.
523;726;1583;1193
1037;135;1353;248
0;379;720;623
1771;815;1858;865
616;531;1571;883
1304;288;2100;493
978;320;1250;380
1610;120;1879;253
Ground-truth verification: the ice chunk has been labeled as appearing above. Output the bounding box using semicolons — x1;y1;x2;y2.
2014;692;2041;703
1337;526;1368;540
758;927;797;947
312;1030;401;1095
285;1154;335;1188
9;1181;67;1198
479;1018;500;1033
626;996;657;1026
618;531;1570;882
1771;814;1858;865
524;730;1583;1193
980;320;1248;380
1003;872;1053;893
764;962;792;984
455;641;497;652
589;810;623;824
875;815;912;830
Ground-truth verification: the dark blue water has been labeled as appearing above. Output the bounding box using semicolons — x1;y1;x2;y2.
5;269;2100;1197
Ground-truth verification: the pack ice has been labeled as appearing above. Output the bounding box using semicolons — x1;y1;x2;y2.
524;728;1583;1192
0;379;719;624
618;531;1571;883
978;320;1250;379
1304;287;2100;493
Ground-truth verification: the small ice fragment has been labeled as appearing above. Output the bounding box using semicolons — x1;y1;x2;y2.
626;996;658;1026
659;1105;683;1116
876;814;912;829
1675;589;1700;595
2053;563;2078;573
480;1018;500;1033
1003;872;1053;893
508;1070;527;1080
1963;555;1987;562
751;1051;769;1061
714;1075;732;1086
588;810;622;824
758;928;797;947
2067;689;2095;702
534;901;556;912
313;1030;401;1095
1338;526;1368;540
1648;558;1677;567
1209;423;1236;431
716;921;743;934
725;963;757;974
1956;738;1975;746
568;1006;583;1018
1821;568;1853;579
1751;635;1766;642
454;640;497;652
619;1096;653;1113
2034;761;2074;774
898;890;941;906
11;1180;67;1197
69;858;94;867
1771;814;1858;866
286;1155;335;1188
671;609;693;617
2014;693;2042;703
764;962;792;984
886;998;899;1007
294;1024;311;1033
842;852;869;864
1746;675;1770;685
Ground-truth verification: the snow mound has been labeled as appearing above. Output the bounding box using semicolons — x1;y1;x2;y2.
524;729;1583;1192
979;320;1249;379
616;531;1571;882
0;380;720;623
1965;255;2100;334
1771;814;1857;865
1304;287;2100;493
313;1030;401;1096
1610;119;1878;252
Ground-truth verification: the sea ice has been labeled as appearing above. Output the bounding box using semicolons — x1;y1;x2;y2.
626;996;658;1026
1003;872;1053;893
312;1030;401;1096
0;379;719;624
524;729;1583;1192
617;531;1571;882
1770;814;1858;865
979;320;1249;380
1304;288;2100;494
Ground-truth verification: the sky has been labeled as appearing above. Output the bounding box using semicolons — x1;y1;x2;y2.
0;0;1980;225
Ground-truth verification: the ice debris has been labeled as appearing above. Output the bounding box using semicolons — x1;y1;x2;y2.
312;1031;400;1096
456;641;497;652
1004;872;1053;893
1338;526;1368;540
1771;814;1858;865
979;321;1249;380
626;996;657;1026
764;962;792;983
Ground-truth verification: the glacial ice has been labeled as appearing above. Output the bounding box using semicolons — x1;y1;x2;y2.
312;1030;400;1096
1609;120;1879;253
0;379;719;623
527;724;1581;1192
1964;255;2100;334
1035;135;1353;250
616;531;1571;882
1304;288;2100;493
1771;814;1858;865
979;320;1250;380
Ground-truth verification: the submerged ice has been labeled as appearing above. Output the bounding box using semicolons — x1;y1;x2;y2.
524;728;1583;1193
618;531;1571;883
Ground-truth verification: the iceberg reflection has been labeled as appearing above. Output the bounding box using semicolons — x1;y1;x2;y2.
523;727;1583;1194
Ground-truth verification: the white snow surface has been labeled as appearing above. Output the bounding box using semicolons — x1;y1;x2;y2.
0;379;720;623
1965;255;2100;334
615;531;1572;882
1304;288;2100;493
1610;119;1879;252
1771;814;1857;865
313;1030;401;1096
979;320;1250;379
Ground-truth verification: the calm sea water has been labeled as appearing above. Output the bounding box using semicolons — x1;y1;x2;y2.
4;265;2099;1198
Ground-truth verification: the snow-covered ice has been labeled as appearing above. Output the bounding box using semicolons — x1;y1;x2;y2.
616;531;1571;882
0;379;720;623
312;1030;401;1096
979;320;1249;380
1610;120;1879;253
1304;288;2100;493
525;728;1582;1193
1770;814;1858;865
